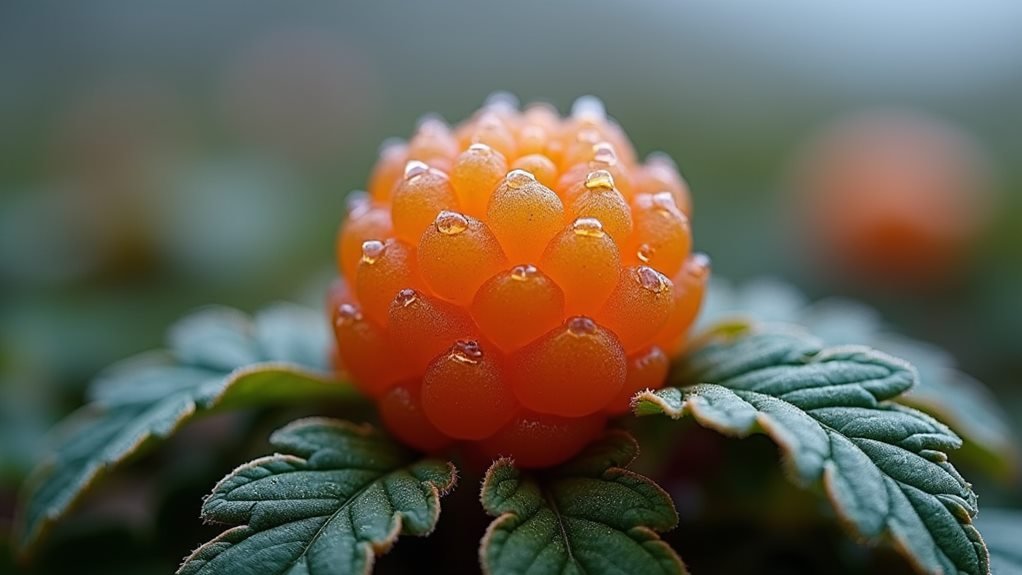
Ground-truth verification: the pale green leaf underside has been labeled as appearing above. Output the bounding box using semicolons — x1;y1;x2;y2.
178;418;457;575
480;431;686;575
635;329;989;575
16;304;355;556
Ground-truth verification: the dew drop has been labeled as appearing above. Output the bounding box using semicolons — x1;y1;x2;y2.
566;316;598;337
651;191;677;213
468;142;494;155
510;264;538;281
571;95;606;120
572;217;606;238
637;243;654;263
505;169;537;189
404;160;430;180
591;142;618;166
435;210;469;235
450;339;484;365
361;240;386;264
394;288;419;308
584;169;615;191
416;114;448;133
635;266;669;294
346;191;371;218
688;253;712;279
484;91;519;112
335;303;363;327
576;128;601;144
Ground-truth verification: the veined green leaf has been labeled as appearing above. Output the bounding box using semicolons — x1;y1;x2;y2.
480;430;686;575
178;418;457;575
16;303;355;557
635;328;989;575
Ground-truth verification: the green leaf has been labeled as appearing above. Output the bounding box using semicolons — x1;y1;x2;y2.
16;303;356;557
976;509;1022;575
479;430;686;575
178;417;457;575
698;278;1019;478
635;328;989;575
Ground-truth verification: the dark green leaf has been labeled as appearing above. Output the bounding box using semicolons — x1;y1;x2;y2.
16;303;355;557
178;418;457;575
479;430;686;575
635;328;988;575
699;278;1019;477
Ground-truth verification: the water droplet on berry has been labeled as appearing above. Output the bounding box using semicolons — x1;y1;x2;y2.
636;265;669;294
576;128;601;144
572;217;606;238
484;91;519;112
637;243;654;263
404;160;430;180
591;142;618;167
566;316;598;336
468;142;494;155
688;253;712;279
450;339;484;365
361;240;386;264
571;95;606;121
346;191;370;218
510;264;538;281
584;170;615;192
434;210;469;235
334;303;363;327
505;169;537;189
651;191;677;214
416;114;447;133
394;288;419;308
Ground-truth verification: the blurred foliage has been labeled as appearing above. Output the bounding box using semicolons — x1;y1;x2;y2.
1;1;1021;573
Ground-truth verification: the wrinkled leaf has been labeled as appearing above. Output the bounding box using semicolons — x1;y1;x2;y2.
480;430;686;575
698;278;1019;478
636;328;988;575
16;303;354;556
178;417;457;575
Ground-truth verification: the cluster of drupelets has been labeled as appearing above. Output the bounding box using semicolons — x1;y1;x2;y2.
330;95;708;467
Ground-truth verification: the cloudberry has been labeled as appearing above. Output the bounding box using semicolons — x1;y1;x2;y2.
330;95;707;467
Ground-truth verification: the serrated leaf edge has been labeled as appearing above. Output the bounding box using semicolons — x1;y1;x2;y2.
15;362;347;559
179;417;458;575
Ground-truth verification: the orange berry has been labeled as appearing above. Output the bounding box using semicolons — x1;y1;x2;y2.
470;264;565;351
628;191;692;277
391;162;459;243
540;218;621;315
388;289;478;372
654;253;710;355
355;239;423;326
337;202;392;282
379;380;452;452
331;302;411;397
636;153;692;215
597;266;674;353
510;317;626;417
487;170;566;264
418;211;507;304
450;143;508;218
421;340;518;440
477;410;606;468
569;170;633;243
330;95;706;467
606;346;670;414
368;140;408;203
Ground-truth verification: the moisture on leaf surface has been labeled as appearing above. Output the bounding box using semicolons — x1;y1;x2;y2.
479;430;686;575
634;326;989;575
178;417;457;575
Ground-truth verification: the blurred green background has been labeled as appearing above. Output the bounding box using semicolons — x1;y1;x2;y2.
1;1;1020;573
